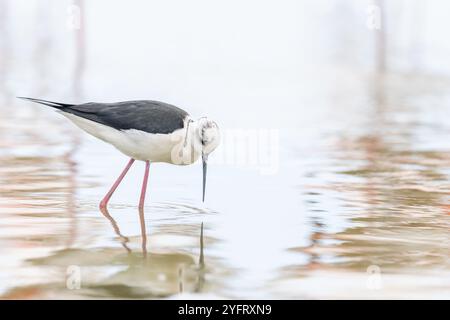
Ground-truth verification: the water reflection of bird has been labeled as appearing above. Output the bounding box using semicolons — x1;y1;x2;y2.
100;207;132;253
100;204;148;256
14;221;207;299
18;97;221;209
100;204;206;294
101;220;206;298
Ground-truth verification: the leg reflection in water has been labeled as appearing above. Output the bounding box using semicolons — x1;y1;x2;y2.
138;206;147;257
99;206;207;295
100;201;148;257
99;206;132;253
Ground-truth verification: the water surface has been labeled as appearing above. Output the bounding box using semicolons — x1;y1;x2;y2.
1;73;449;299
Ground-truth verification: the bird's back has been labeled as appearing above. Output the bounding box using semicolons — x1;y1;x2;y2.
62;100;189;134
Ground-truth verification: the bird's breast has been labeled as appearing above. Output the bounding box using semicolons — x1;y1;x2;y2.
121;128;200;164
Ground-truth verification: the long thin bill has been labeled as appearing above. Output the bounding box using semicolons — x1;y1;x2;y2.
202;154;208;202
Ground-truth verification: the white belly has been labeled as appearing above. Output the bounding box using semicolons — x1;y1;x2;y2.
61;112;200;164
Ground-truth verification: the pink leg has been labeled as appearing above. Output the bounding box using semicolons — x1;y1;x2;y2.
139;161;150;210
99;158;135;210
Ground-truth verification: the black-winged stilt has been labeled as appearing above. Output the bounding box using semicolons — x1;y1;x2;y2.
18;97;220;210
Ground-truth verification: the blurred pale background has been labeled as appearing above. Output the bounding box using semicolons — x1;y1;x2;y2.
0;0;449;299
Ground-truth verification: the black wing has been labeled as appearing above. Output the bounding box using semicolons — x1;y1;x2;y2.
19;98;189;134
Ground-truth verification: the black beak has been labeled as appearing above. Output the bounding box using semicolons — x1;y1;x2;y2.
202;153;208;202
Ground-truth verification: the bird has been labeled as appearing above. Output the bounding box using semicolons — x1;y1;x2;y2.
18;97;220;210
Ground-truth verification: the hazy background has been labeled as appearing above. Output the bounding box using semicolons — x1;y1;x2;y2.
0;0;449;299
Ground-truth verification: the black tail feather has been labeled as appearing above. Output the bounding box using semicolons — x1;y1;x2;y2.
17;97;73;109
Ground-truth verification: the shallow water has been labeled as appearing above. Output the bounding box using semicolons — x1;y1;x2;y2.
0;72;449;299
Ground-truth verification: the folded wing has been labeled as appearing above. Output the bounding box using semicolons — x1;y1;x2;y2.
62;100;189;134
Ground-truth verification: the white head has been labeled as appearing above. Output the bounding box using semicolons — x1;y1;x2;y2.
196;117;220;201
